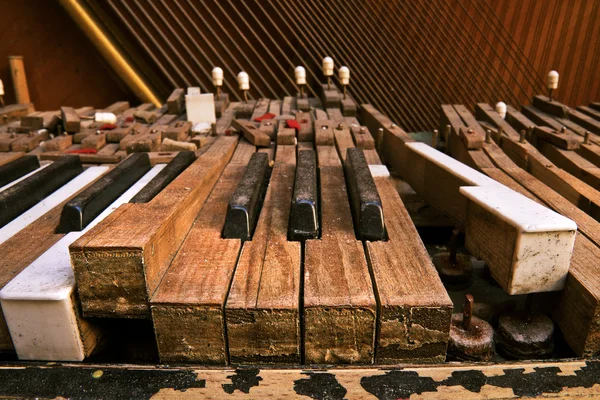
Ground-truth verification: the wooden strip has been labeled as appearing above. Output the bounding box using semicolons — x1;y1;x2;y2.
532;95;569;118
250;98;270;121
166;88;185;115
326;107;344;124
151;142;254;363
368;176;452;363
232;119;270;147
452;105;484;149
569;108;600;135
281;96;294;115
81;132;107;150
296;111;313;142
577;106;600;121
226;146;300;363
11;130;49;152
71;136;239;319
44;134;73;152
350;125;375;150
333;124;355;162
533;126;581;150
538;141;600;190
163;121;191;142
215;102;239;135
314;120;335;146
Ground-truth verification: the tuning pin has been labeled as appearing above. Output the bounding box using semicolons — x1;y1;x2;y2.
295;66;306;98
547;70;559;101
322;56;334;90
495;102;507;119
212;67;223;98
0;79;4;107
339;66;350;100
237;71;250;103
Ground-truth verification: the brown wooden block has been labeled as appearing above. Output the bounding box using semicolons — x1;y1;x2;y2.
163;121;191;142
11;130;49;152
350;125;375;150
321;83;340;108
333;124;355;162
521;105;565;132
250;99;270;121
166;88;185;115
214;93;230;118
152;114;178;127
569;109;600;135
0;133;23;152
71;136;239;319
304;164;376;364
150;143;253;363
577;106;600;122
314;120;335;146
296;112;313;142
103;101;130;114
578;143;600;167
106;124;136;143
231;119;270;147
296;97;310;112
236;101;256;119
277;126;296;145
506;105;538;133
313;109;328;121
259;119;276;139
215;102;239;135
341;98;357;116
126;127;163;153
61;106;81;133
44;133;73;151
533;126;580;149
532;95;569;118
538;142;600;190
281;96;295;114
368;177;452;363
81;132;107;150
227;149;299;363
326;108;344;124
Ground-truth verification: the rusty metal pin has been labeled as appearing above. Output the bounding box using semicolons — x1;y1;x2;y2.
485;129;491;144
449;228;459;265
463;294;474;331
337;123;344;130
496;126;503;142
432;129;438;148
444;124;451;141
377;127;384;152
519;130;526;143
560;126;566;134
584;131;591;145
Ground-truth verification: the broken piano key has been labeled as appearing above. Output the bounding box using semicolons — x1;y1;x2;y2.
289;149;319;240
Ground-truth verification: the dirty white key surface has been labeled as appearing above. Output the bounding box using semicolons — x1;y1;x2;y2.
0;164;165;361
0;166;109;245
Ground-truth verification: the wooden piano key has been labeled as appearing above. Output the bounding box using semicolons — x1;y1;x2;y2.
0;155;39;187
163;121;191;142
326;107;344;124
130;151;196;204
236;100;257;119
71;136;238;319
0;166;109;246
350;125;375;150
150;142;253;363
333;123;355;162
537;141;600;190
577;105;600;121
226;144;300;363
215;102;239;135
314;120;335;146
321;83;340;108
0;156;83;228
289;150;318;241
11;129;49;152
304;138;376;364
81;131;107;150
166;88;185;115
533;126;580;150
57;153;151;233
44;133;73;152
296;111;313;142
231;119;270;147
568;108;600;135
268;99;281;116
0;165;165;361
222;152;270;240
106;124;136;143
60;106;80;133
281;96;295;115
366;174;452;363
125;127;163;153
344;148;385;241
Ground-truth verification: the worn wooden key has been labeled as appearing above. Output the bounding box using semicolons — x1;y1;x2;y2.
0;156;83;228
344;148;385;241
222;152;270;240
57;153;151;232
129;151;196;204
289;149;319;240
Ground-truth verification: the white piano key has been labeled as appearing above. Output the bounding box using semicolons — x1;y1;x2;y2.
0;163;51;193
0;166;109;246
0;164;165;361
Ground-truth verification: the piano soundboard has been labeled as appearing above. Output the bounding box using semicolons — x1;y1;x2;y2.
1;64;600;398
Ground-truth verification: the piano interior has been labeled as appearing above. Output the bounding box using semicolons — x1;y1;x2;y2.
0;0;599;398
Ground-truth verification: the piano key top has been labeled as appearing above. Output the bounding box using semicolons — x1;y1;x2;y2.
129;151;196;204
222;152;270;240
0;166;109;246
289;149;319;240
0;155;40;188
0;156;83;228
57;153;151;233
344;148;386;241
0;164;165;361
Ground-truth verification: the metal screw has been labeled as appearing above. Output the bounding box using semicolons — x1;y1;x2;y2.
519;130;526;143
463;294;474;331
432;129;438;148
485;130;491;143
584;131;591;145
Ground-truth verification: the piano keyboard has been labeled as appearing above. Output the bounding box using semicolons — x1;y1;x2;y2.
0;79;599;369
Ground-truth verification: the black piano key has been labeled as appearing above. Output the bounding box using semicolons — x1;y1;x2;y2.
0;155;83;228
289;150;319;241
344;148;386;241
0;155;40;187
129;151;196;204
57;153;151;233
222;152;270;240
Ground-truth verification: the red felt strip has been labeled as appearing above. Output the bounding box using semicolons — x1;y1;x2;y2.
286;119;301;130
254;113;276;122
65;148;98;154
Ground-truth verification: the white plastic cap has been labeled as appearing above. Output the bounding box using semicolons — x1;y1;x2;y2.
339;66;350;85
187;87;201;96
322;57;334;76
547;70;559;90
295;66;306;85
94;112;117;125
0;79;4;96
212;67;223;86
495;101;507;119
237;71;250;91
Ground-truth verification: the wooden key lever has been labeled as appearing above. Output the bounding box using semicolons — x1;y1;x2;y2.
344;148;386;241
289;150;319;240
448;294;495;361
57;153;151;232
222;152;270;240
0;156;83;228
